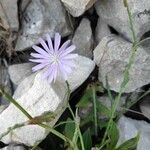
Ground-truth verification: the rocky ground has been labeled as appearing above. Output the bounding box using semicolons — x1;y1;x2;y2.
0;0;150;150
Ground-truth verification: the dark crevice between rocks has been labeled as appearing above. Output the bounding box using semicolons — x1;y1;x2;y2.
69;7;99;37
125;84;150;123
125;104;150;124
108;25;119;35
83;8;99;34
0;141;8;149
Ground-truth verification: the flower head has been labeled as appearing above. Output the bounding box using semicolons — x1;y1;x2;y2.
29;33;78;83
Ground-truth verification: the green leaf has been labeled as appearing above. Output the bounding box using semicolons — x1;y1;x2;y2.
64;118;75;140
95;81;104;93
83;128;92;150
76;87;92;108
97;101;111;118
116;133;140;150
107;121;119;150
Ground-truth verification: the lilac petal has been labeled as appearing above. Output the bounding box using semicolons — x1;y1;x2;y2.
42;63;55;79
30;53;49;59
32;45;49;57
59;45;76;57
54;33;61;51
58;40;71;52
43;67;52;79
46;34;54;52
59;63;68;80
29;58;49;63
32;63;49;72
47;66;56;83
62;54;78;60
38;38;52;54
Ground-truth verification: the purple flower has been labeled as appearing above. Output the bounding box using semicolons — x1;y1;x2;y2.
29;33;78;83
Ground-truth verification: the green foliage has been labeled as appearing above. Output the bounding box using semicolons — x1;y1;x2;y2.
64;118;75;139
116;134;140;150
82;129;92;150
107;121;119;150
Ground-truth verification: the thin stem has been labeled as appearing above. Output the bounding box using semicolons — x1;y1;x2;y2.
136;37;150;47
92;85;98;136
66;81;85;150
100;1;139;147
31;140;42;150
120;107;144;116
0;89;32;119
124;0;137;44
39;123;72;145
75;109;85;150
100;45;137;148
54;120;75;128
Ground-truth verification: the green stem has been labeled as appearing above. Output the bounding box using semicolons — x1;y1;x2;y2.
66;81;85;150
100;1;138;148
0;89;32;119
31;140;42;150
39;123;73;146
54;120;75;128
100;45;137;148
92;85;98;136
124;0;137;44
136;37;150;47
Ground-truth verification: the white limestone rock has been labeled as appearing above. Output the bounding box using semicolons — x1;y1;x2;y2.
61;0;97;17
94;35;150;93
0;0;19;31
1;145;26;150
95;18;111;44
118;116;150;150
0;55;95;146
95;0;150;42
15;0;72;51
0;67;12;105
72;18;94;58
8;63;34;86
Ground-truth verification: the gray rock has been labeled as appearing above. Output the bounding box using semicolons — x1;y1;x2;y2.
140;95;150;120
0;66;12;105
8;63;34;86
1;144;26;150
20;0;31;12
94;35;150;93
95;18;111;44
0;105;7;114
61;0;97;17
95;0;150;42
15;0;72;51
117;116;150;150
72;18;94;58
0;4;9;31
0;0;19;31
0;55;95;146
